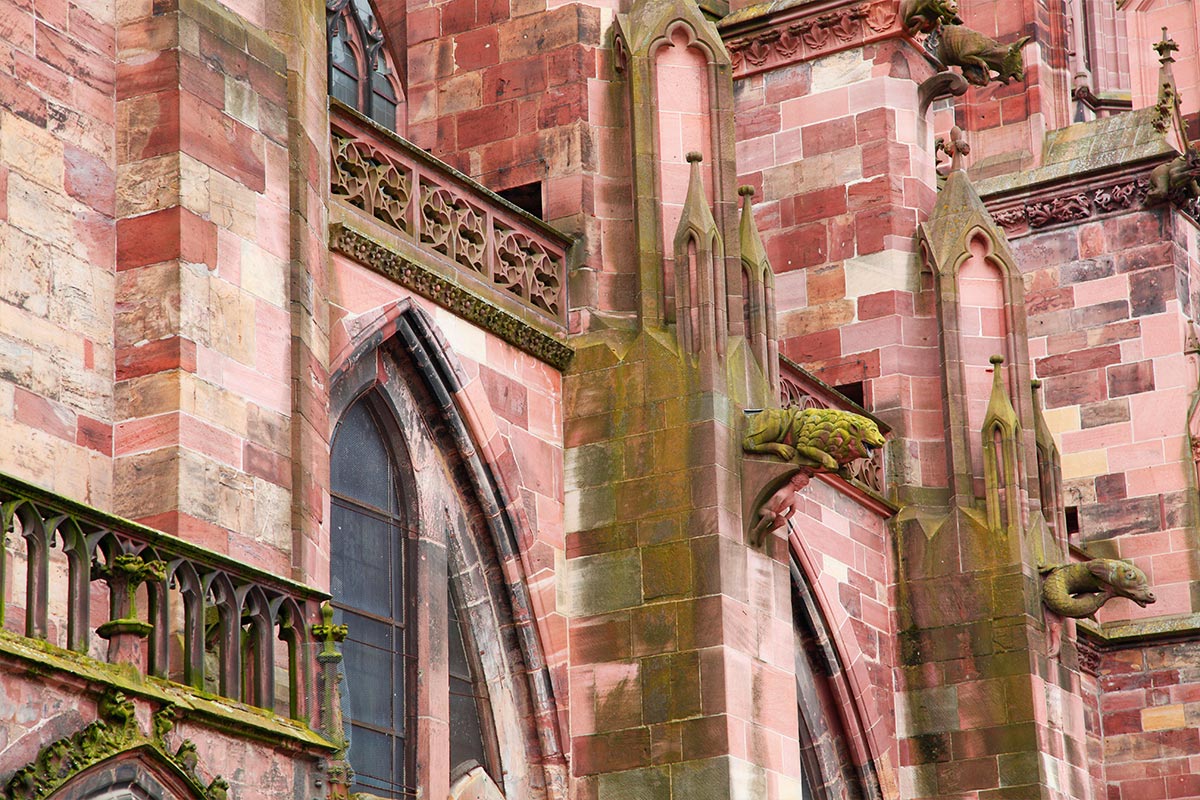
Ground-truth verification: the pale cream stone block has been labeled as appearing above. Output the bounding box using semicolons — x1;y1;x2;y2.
252;477;292;550
1;111;65;190
1142;704;1185;730
179;153;212;217
0;224;53;318
225;77;259;128
117;154;181;217
1042;404;1080;434
6;174;77;253
240;240;288;307
209;277;258;365
1061;448;1108;480
51;250;115;342
811;49;872;93
843;250;922;299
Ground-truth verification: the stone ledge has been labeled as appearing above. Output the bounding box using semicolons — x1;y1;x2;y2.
1078;613;1200;647
330;221;575;370
0;630;337;752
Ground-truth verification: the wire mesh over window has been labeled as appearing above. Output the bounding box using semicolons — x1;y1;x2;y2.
331;396;413;798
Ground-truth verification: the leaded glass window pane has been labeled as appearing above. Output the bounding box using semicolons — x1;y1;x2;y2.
332;395;410;798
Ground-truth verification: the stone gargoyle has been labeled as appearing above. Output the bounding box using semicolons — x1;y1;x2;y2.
743;407;886;473
1145;150;1200;206
937;25;1032;87
741;407;886;545
1040;557;1156;656
900;0;962;35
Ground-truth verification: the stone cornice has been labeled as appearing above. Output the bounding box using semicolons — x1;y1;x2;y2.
980;160;1167;237
718;0;902;79
329;223;574;370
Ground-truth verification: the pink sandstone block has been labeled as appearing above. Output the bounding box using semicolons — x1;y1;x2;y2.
14;386;76;442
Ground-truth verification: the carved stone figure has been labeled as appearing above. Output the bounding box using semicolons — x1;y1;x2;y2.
743;407;886;472
1144;151;1200;206
1041;557;1156;657
936;25;1031;86
900;0;961;35
1041;558;1156;619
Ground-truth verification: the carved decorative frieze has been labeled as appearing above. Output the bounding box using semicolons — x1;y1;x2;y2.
722;0;900;79
987;178;1150;234
329;224;574;370
330;103;573;327
1076;635;1100;676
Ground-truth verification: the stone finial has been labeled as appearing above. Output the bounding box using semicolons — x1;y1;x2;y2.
946;126;970;172
738;184;779;394
672;148;725;356
982;355;1022;535
1153;27;1178;65
313;601;349;660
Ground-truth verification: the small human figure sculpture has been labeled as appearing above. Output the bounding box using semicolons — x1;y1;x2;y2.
1040;557;1156;657
749;472;812;546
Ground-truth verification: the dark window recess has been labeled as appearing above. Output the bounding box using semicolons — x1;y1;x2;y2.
1065;506;1081;537
835;381;865;408
331;396;413;799
497;182;543;219
448;585;488;774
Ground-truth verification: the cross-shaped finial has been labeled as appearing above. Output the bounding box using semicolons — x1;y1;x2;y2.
1154;27;1178;65
946;125;970;171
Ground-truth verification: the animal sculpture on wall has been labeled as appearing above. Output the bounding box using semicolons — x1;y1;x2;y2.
742;407;886;473
1144;150;1200;206
937;25;1032;86
1040;557;1156;656
900;0;962;35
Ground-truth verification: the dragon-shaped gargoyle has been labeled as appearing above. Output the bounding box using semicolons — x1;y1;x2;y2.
743;407;886;473
937;26;1031;86
1040;557;1156;656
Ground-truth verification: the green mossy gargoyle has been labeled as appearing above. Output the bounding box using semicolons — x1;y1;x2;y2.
1040;557;1156;656
742;407;886;475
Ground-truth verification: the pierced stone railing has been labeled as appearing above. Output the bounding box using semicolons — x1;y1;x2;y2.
0;471;326;720
330;101;571;328
778;357;889;494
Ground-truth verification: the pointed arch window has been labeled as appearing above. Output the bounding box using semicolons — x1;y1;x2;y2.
327;0;405;133
331;391;493;798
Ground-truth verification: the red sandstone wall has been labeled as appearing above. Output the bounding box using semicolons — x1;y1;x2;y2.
789;478;900;791
1016;208;1200;625
0;2;117;506
1088;640;1200;800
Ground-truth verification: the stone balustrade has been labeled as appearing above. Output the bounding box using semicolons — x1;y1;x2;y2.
330;101;572;329
778;357;889;494
0;471;326;720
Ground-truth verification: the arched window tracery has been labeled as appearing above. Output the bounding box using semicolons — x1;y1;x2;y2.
327;0;405;133
330;390;493;797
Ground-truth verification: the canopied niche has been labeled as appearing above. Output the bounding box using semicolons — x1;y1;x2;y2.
614;0;740;335
916;136;1041;524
